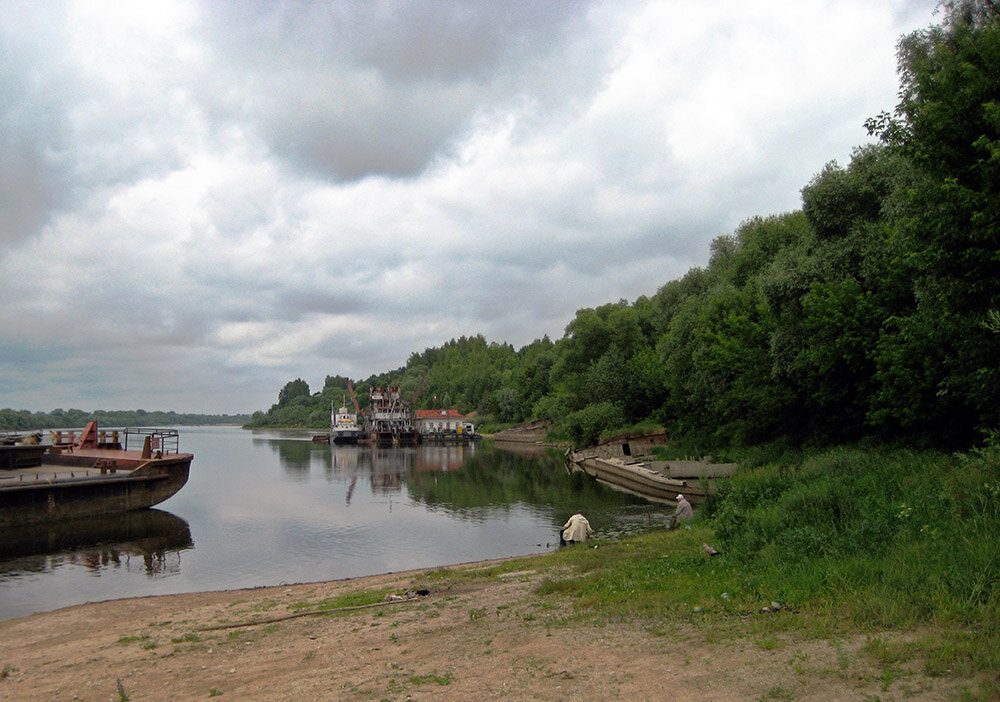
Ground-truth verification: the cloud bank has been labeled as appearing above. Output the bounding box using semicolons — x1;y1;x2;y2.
0;0;937;413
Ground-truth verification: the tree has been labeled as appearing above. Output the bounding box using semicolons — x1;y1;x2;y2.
277;378;310;408
865;1;1000;444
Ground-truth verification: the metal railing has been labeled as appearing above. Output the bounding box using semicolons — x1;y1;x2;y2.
122;428;181;455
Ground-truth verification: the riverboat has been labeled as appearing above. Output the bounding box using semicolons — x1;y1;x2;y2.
330;404;363;444
0;421;193;527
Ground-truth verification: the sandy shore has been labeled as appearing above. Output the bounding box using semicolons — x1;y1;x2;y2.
0;556;973;701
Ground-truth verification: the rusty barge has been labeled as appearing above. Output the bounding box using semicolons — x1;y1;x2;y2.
0;421;193;527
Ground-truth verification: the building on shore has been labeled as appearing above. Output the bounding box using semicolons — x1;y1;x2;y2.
415;409;477;443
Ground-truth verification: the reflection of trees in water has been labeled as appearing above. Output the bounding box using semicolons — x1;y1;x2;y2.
257;438;334;479
406;444;669;534
0;509;193;578
406;445;631;510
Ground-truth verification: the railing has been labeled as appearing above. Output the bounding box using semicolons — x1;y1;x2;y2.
122;428;181;455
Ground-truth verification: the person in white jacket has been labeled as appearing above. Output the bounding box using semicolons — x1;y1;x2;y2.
669;494;693;530
562;511;593;544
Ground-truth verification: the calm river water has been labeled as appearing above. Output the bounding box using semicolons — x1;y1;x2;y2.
0;426;673;620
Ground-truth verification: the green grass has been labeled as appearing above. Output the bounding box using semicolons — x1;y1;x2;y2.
513;440;1000;693
289;588;392;613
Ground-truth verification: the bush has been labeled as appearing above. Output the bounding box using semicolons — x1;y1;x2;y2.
562;402;626;447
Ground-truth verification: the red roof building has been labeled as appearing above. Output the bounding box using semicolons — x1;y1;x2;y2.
415;409;466;435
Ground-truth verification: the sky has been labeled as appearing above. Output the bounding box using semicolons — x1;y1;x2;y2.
1;0;940;415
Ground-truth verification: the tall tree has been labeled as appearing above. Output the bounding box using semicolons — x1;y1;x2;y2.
867;1;1000;444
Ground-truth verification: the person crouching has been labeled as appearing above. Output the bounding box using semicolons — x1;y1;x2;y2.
561;511;593;545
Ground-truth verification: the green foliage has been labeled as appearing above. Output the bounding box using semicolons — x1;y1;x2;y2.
562;402;627;448
712;444;1000;624
277;378;310;407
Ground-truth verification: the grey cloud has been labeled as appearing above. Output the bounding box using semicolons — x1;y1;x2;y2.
196;0;607;181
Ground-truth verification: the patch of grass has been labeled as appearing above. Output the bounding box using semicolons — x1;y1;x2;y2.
534;577;583;597
1;664;18;679
291;588;392;613
757;685;794;701
408;672;452;686
755;635;782;650
116;634;151;645
170;632;201;644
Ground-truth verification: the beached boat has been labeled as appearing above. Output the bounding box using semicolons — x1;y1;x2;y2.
0;421;193;527
566;453;711;505
565;431;734;505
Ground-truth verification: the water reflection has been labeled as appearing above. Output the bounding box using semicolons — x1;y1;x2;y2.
0;428;673;621
0;509;193;579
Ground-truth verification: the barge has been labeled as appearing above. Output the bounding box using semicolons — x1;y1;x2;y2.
566;431;733;506
0;421;193;527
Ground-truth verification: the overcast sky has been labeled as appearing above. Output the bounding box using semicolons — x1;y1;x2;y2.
1;0;938;415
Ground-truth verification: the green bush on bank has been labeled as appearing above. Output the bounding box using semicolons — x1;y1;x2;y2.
712;442;1000;624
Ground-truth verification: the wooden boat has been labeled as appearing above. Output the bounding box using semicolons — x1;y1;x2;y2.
565;431;732;505
0;421;193;527
567;454;711;505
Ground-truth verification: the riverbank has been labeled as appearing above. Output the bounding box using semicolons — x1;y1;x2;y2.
0;540;985;701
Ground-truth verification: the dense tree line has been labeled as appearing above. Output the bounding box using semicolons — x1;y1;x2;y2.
0;407;250;430
251;3;999;450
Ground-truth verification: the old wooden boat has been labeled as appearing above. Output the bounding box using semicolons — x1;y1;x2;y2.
566;431;733;505
567;454;712;505
0;421;193;527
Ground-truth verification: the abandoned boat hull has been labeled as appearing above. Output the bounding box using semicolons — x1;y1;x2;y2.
568;455;710;505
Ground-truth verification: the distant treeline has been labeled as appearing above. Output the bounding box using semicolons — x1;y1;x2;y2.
251;4;999;451
0;408;250;430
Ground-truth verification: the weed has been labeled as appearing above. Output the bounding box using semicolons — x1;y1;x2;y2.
1;664;18;679
757;685;793;701
408;672;452;686
170;633;201;644
208;688;223;696
755;635;782;650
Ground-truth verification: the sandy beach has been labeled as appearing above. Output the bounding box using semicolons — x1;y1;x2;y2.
0;553;973;701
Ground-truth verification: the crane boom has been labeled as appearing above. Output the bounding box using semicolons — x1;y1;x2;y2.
346;379;360;414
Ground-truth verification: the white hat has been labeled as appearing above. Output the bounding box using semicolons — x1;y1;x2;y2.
676;494;685;500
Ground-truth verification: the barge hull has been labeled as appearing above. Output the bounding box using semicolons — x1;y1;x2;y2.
0;455;191;527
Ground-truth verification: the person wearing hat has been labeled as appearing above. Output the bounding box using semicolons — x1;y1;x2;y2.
561;511;593;545
669;493;693;530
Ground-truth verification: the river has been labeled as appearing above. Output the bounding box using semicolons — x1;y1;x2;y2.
0;426;673;620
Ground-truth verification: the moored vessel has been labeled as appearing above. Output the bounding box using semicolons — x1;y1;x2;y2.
330;403;362;444
0;421;193;526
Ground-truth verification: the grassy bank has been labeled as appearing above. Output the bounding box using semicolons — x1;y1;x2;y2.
415;440;1000;699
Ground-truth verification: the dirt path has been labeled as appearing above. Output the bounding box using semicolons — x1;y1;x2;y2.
0;559;972;701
